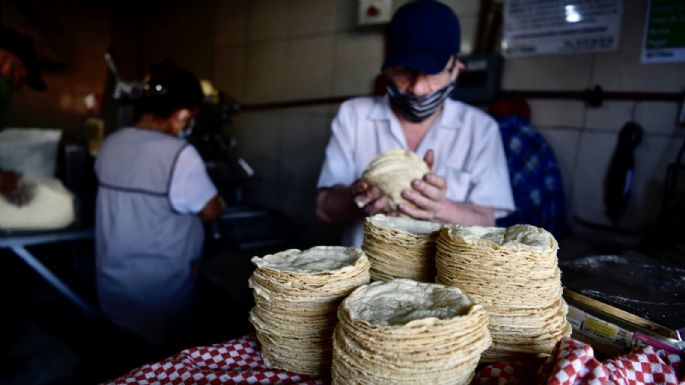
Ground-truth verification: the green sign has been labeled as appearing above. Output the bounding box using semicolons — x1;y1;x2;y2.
642;0;685;62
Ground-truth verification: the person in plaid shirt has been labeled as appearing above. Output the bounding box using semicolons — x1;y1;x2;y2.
491;103;567;237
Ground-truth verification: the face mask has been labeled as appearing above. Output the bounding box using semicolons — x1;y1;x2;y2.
177;117;195;140
386;81;455;123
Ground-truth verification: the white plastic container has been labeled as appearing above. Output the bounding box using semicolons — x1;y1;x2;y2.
0;128;62;177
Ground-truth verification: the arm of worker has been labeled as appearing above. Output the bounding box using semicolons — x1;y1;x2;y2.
169;145;223;221
0;170;30;206
199;195;223;222
316;181;393;224
316;100;396;224
398;150;496;226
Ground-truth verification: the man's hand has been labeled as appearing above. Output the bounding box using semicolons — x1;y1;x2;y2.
398;149;448;221
316;181;395;224
350;180;392;217
398;149;496;226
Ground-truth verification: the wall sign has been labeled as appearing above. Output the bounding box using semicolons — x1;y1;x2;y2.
502;0;622;57
642;0;685;63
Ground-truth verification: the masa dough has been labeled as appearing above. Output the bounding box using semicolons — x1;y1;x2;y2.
0;177;75;230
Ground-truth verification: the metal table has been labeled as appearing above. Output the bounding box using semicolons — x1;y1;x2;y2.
0;228;96;316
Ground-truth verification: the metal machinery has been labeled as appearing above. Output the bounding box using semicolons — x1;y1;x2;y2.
188;88;294;253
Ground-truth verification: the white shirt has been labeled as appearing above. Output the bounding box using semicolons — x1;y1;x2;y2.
169;145;218;214
317;96;515;246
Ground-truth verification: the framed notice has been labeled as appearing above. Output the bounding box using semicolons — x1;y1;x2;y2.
642;0;685;63
502;0;622;57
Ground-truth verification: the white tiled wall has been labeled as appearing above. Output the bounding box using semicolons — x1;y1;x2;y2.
246;0;288;42
231;111;283;182
228;103;337;245
285;0;338;37
528;100;586;128
283;36;336;101
634;103;683;134
501;54;595;90
584;102;636;132
332;33;385;96
245;41;287;103
214;46;248;101
571;131;682;228
215;0;248;47
535;127;581;220
537;100;684;230
571;131;618;226
503;0;685;233
280;112;332;189
334;0;359;31
585;101;683;134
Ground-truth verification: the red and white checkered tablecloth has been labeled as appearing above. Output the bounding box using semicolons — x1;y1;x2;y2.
107;335;684;385
475;337;685;385
104;335;324;385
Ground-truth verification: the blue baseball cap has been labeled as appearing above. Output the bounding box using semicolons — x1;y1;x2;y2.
382;0;461;75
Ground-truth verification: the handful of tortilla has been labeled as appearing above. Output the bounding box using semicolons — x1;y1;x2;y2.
361;149;429;211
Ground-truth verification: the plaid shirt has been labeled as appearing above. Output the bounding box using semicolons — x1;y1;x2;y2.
495;115;567;237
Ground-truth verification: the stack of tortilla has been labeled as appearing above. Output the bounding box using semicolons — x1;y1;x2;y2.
435;224;571;362
248;246;371;376
361;149;429;211
362;214;442;282
332;279;491;385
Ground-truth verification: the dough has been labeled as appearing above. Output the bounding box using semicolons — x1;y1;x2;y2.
0;177;75;230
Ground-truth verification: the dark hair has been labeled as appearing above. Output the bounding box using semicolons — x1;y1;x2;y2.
138;60;203;118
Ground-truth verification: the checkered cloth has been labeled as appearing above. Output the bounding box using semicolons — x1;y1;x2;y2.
474;337;685;385
104;335;323;385
107;335;684;385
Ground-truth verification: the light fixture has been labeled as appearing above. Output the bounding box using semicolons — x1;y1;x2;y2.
565;4;582;23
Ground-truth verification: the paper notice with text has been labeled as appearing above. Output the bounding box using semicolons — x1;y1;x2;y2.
502;0;622;57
